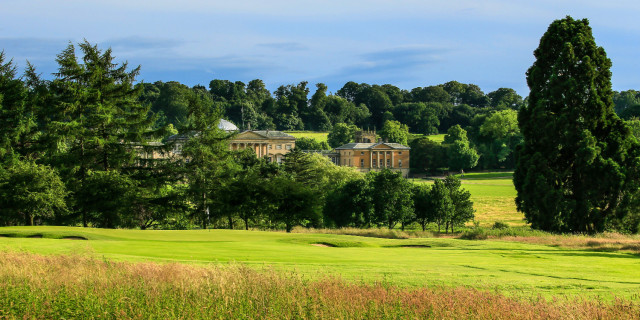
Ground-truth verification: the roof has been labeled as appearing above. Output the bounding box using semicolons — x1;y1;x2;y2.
218;119;238;131
335;142;410;150
244;130;296;140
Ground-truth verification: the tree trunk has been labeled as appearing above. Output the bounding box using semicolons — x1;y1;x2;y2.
228;214;234;230
80;141;88;228
202;191;207;230
244;217;249;230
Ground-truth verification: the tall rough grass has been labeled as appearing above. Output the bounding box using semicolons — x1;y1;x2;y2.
1;252;638;319
459;226;640;253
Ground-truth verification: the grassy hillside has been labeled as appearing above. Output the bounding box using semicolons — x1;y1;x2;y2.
286;131;329;142
413;171;521;226
1;226;639;299
426;133;446;142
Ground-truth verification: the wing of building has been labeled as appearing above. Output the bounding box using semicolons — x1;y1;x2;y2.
229;130;296;164
333;142;410;177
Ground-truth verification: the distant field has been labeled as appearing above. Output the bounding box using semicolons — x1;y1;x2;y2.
426;133;445;142
412;171;522;226
1;226;639;300
286;131;444;145
286;131;329;142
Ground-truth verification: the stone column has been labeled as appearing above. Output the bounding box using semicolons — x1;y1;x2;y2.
369;150;373;168
384;151;387;168
391;151;395;168
376;151;380;169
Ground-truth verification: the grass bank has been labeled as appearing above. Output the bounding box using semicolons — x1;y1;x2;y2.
412;171;521;226
1;252;637;320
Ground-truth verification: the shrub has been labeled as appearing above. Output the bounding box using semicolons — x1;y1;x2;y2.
492;221;510;230
459;227;488;240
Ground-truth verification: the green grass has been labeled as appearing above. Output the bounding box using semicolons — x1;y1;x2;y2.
412;171;521;226
2;226;640;300
286;131;329;143
426;133;445;143
5;252;636;319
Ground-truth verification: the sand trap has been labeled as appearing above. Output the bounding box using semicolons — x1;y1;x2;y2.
311;243;336;247
27;234;43;238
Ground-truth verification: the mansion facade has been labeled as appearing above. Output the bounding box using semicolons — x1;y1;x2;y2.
229;130;296;164
162;121;410;176
333;142;410;177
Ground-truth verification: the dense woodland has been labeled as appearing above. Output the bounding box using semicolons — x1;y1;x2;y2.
0;42;474;231
1;18;640;233
141;72;640;173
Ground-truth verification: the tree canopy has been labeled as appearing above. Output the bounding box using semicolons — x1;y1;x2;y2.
514;16;640;233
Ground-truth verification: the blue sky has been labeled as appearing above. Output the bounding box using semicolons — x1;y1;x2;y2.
2;0;639;96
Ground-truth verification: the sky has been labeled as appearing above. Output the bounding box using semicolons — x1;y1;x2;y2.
2;0;639;97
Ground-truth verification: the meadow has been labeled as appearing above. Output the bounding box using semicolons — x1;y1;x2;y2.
2;252;638;320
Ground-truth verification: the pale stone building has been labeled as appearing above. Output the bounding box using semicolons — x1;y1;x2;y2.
334;142;410;177
229;130;296;163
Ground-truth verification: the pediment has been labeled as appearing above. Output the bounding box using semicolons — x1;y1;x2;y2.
372;144;392;149
233;131;268;141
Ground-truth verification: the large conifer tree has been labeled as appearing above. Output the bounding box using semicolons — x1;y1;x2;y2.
48;41;157;227
514;17;640;233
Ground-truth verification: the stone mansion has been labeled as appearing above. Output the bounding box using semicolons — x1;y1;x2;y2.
165;120;410;177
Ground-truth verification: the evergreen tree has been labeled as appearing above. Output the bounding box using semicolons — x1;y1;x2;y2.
514;17;640;233
180;90;232;229
0;52;33;161
46;41;158;227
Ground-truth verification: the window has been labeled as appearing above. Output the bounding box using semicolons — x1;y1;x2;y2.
386;151;391;155
285;144;292;150
399;159;402;168
360;159;364;167
276;145;282;150
379;159;383;167
360;151;364;155
348;159;351;166
268;145;272;150
398;151;402;155
387;159;391;167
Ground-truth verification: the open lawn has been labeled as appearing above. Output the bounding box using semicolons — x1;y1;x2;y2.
412;171;522;226
426;133;446;142
1;226;639;300
286;131;329;142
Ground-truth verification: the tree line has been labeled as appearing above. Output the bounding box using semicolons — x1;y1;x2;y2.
0;42;474;231
141;74;638;174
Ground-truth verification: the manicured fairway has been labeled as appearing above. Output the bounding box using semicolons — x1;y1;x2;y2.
413;171;521;226
1;226;639;299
